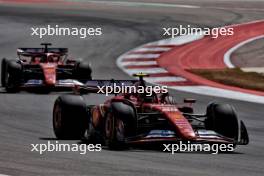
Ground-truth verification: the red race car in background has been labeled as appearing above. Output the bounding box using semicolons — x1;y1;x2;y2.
1;43;92;92
52;73;249;151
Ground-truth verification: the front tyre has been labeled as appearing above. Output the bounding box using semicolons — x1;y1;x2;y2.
104;102;137;150
53;95;89;139
105;113;128;150
1;58;7;87
205;102;239;141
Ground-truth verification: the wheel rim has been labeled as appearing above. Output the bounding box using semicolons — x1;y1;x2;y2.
116;118;125;141
5;72;10;87
5;72;16;89
105;114;113;138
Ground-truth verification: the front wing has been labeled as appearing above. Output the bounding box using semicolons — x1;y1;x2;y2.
19;79;85;90
125;121;249;146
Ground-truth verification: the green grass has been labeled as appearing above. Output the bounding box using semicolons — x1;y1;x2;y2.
189;68;264;92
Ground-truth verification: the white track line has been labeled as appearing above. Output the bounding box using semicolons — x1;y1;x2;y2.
125;68;168;75
121;61;157;66
123;54;160;59
133;47;171;52
148;34;204;46
171;86;264;104
224;35;264;68
71;1;201;9
145;76;186;82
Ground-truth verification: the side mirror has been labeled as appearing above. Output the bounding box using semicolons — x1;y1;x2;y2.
184;98;196;104
66;59;76;64
160;92;169;103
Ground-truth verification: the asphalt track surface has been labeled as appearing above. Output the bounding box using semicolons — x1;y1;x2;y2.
0;1;263;175
232;38;264;67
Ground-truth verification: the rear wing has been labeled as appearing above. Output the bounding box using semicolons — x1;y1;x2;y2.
74;80;138;94
17;48;68;55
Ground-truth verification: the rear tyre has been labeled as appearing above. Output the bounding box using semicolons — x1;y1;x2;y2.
5;60;22;92
205;102;239;140
74;62;92;82
53;95;89;139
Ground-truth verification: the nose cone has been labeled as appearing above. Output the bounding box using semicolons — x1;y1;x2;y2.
167;112;196;140
148;104;197;140
40;64;57;86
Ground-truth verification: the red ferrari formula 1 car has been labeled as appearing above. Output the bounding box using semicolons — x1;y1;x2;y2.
1;43;92;92
52;74;249;150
